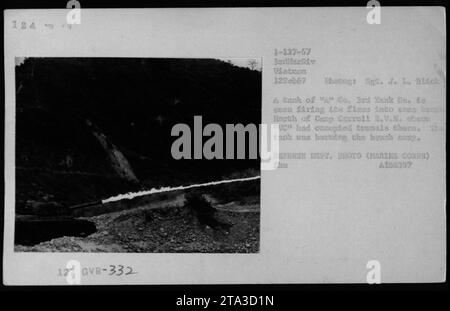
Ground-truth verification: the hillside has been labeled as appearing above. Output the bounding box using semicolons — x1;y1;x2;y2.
15;58;262;212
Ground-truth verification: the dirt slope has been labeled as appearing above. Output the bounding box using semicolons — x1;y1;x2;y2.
15;194;260;253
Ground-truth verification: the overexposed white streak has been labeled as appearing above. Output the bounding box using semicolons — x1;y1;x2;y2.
101;176;261;204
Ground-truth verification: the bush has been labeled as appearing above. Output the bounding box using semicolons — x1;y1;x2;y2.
184;192;216;221
183;192;233;231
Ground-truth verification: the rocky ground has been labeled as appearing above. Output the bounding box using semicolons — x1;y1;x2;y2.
15;194;260;253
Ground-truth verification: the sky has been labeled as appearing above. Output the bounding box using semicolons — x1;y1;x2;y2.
218;58;262;71
15;57;262;71
15;57;26;66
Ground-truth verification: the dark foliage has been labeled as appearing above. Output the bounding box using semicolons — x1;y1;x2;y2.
15;58;261;207
184;192;231;230
184;192;215;216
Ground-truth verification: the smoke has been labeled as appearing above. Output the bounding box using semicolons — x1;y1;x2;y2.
101;176;261;204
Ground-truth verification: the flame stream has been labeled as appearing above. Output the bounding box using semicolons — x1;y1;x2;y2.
101;175;261;204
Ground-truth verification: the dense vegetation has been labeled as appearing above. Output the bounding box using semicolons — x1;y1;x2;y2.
15;58;261;208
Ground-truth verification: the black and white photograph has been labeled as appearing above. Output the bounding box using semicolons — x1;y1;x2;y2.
14;57;262;253
2;3;446;290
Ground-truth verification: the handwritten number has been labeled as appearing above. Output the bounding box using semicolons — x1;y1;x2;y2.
109;265;116;275
117;265;124;276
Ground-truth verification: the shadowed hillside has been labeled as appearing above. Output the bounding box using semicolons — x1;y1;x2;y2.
16;58;261;210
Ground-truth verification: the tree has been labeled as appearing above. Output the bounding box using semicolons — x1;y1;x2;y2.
248;59;258;70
